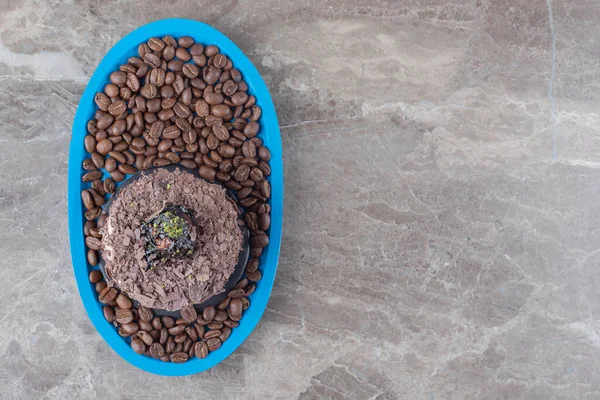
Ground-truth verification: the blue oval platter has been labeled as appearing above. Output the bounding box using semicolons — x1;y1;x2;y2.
68;19;283;376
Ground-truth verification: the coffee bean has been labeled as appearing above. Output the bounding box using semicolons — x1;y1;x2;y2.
110;170;126;182
138;306;153;322
131;338;146;354
228;288;246;299
240;297;250;311
99;287;117;304
118;164;137;175
194;341;209;359
115;308;134;324
229;298;242;319
136;330;154;346
122;322;139;335
138;320;153;332
104;157;117;173
168;325;185;336
217;297;231;311
181;305;198;323
81;190;94;210
204;329;221;339
224;319;239;328
159;316;174;329
214;310;228;322
143;155;157;170
95;282;107;294
165;336;176;353
258;179;271;198
245;258;260;274
87;249;99;266
84;221;95;237
234;165;250;182
103;306;115;322
89;227;102;238
219;327;232;343
199;165;216;181
158;328;168;346
231;91;248;106
250;167;264;182
116;294;133;309
89;154;104;171
96;138;113;155
246;269;262;282
150;343;165;358
84;208;102;221
108;99;126;116
207;322;224;330
102;178;115;194
213;54;227;69
211;104;230;118
82;170;103;183
85;236;102;251
204;92;223;105
206;337;221;351
257;212;271;230
174;332;187;344
171;352;189;363
89;270;103;283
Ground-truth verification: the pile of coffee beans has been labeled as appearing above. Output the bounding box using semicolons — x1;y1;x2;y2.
81;35;272;362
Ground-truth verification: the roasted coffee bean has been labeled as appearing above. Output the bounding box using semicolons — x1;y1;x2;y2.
84;220;95;237
258;179;271;198
184;326;198;342
85;208;102;220
238;81;249;92
137;330;154;346
118;327;131;338
115;308;134;324
87;249;99;266
99;287;117;304
108;99;126;116
198;305;215;323
170;352;189;363
121;322;139;335
81;190;95;210
96;282;107;294
217;297;231;310
89;270;103;283
206;337;221;351
258;212;271;231
257;145;271;161
249;247;263;258
108;151;125;164
222;80;238;96
204;329;221;339
82;170;103;183
102;178;115;194
136;306;153;323
219;327;232;343
109;71;127;86
165;336;176;353
168;325;185;336
113;140;129;153
234;165;250;182
116;294;133;309
245;283;257;296
229;296;243;318
194;322;205;339
217;144;235;159
84;135;97;153
242;141;257;158
211;104;230;118
228;288;245;299
215;172;230;182
105;157;117;172
181;305;198;322
143;155;157;170
96;138;113;155
240;297;250;310
131;338;147;354
174;333;187;344
231;91;248;106
148;342;165;359
158;328;168;346
250;167;264;182
243;121;259;138
86;236;102;251
119;164;137;175
199;165;216;181
90;153;105;169
224;319;239;328
213;54;227;69
157;316;173;329
214;310;228;322
138;320;153;332
249;105;262;121
246;258;259;273
225;180;243;191
239;188;254;201
241;157;258;167
246;269;262;282
104;83;120;98
103;306;115;322
151;317;163;330
178;159;196;169
194;341;209;359
89;227;102;238
204;92;223;105
110;169;126;182
207;322;224;330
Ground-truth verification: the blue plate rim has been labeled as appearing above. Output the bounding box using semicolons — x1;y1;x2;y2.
68;18;283;376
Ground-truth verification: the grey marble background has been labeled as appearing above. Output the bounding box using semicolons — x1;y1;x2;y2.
1;0;600;399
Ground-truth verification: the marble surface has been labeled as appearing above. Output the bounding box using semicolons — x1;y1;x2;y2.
1;0;600;398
